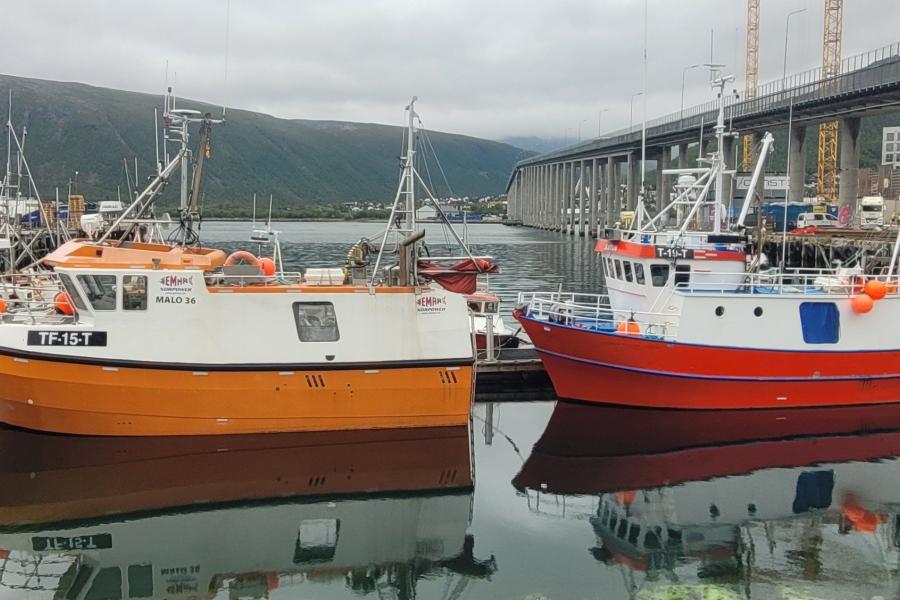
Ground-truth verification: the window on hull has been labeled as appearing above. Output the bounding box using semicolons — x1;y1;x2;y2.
623;261;633;283
293;302;340;342
799;302;840;344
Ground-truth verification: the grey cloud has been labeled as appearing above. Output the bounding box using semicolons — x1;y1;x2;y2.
4;0;898;140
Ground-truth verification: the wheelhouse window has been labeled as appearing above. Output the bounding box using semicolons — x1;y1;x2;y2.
650;264;669;287
614;260;624;280
623;261;633;283
674;265;691;287
604;258;614;279
634;263;646;285
58;273;88;311
123;275;148;311
77;274;117;310
293;302;340;342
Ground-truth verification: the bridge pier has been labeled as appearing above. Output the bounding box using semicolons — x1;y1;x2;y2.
578;160;586;236
678;143;688;169
591;157;600;237
656;146;671;211
839;117;861;217
788;125;807;202
542;165;553;230
626;153;639;211
556;162;563;232
606;156;622;227
570;162;577;234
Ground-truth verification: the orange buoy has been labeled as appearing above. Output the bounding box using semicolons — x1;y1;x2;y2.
224;250;259;266
0;298;6;313
851;294;874;314
864;280;887;300
616;320;640;335
54;292;75;316
258;257;276;276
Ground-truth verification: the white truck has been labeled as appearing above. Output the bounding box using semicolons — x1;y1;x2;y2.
796;212;840;229
859;196;885;228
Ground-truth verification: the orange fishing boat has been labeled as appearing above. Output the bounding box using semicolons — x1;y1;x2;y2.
0;93;491;436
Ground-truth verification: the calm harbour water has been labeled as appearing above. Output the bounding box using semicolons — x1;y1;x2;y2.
1;223;899;599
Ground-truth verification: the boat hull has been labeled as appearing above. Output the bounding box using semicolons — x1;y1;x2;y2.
516;311;900;409
513;401;900;495
0;352;473;436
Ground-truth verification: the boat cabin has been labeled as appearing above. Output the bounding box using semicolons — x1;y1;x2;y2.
596;232;747;313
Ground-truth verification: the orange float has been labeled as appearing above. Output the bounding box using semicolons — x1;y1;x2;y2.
616;320;640;335
54;292;75;316
851;294;874;314
864;280;887;300
0;298;5;313
258;257;276;276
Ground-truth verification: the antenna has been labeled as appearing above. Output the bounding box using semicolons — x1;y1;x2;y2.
4;90;10;196
267;193;273;228
251;193;257;228
154;108;161;176
222;0;231;118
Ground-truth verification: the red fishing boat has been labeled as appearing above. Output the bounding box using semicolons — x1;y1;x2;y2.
516;76;900;410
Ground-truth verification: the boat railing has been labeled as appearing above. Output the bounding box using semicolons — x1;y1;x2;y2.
204;271;306;287
677;269;897;296
0;272;76;324
518;291;680;341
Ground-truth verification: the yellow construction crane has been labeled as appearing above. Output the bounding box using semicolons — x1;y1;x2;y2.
817;0;843;204
742;0;761;171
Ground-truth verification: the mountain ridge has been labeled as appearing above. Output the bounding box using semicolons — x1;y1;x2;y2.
0;73;532;210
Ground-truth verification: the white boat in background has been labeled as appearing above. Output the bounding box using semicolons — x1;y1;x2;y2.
466;291;520;352
80;200;125;238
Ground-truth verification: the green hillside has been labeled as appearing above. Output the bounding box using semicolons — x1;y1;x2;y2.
0;74;531;214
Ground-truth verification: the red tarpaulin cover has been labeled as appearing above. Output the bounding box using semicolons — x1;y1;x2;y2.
417;258;498;294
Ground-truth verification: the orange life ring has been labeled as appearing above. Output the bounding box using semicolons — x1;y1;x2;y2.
224;251;259;267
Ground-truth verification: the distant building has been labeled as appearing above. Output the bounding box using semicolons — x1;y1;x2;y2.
416;205;438;221
415;203;458;221
858;165;900;201
883;126;900;167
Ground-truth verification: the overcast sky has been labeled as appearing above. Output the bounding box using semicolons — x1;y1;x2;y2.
5;0;899;140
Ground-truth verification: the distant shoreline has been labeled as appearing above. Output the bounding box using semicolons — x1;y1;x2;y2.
201;218;506;224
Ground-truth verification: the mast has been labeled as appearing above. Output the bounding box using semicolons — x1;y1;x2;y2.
404;96;417;234
711;74;733;234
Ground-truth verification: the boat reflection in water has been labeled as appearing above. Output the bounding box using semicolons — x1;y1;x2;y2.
514;401;900;599
0;425;495;599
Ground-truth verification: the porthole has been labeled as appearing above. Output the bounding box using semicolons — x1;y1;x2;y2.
753;306;763;317
715;306;725;317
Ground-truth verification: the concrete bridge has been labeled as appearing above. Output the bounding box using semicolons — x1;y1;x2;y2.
505;41;900;236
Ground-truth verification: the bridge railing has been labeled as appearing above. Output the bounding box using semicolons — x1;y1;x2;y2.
607;40;900;138
522;40;900;166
